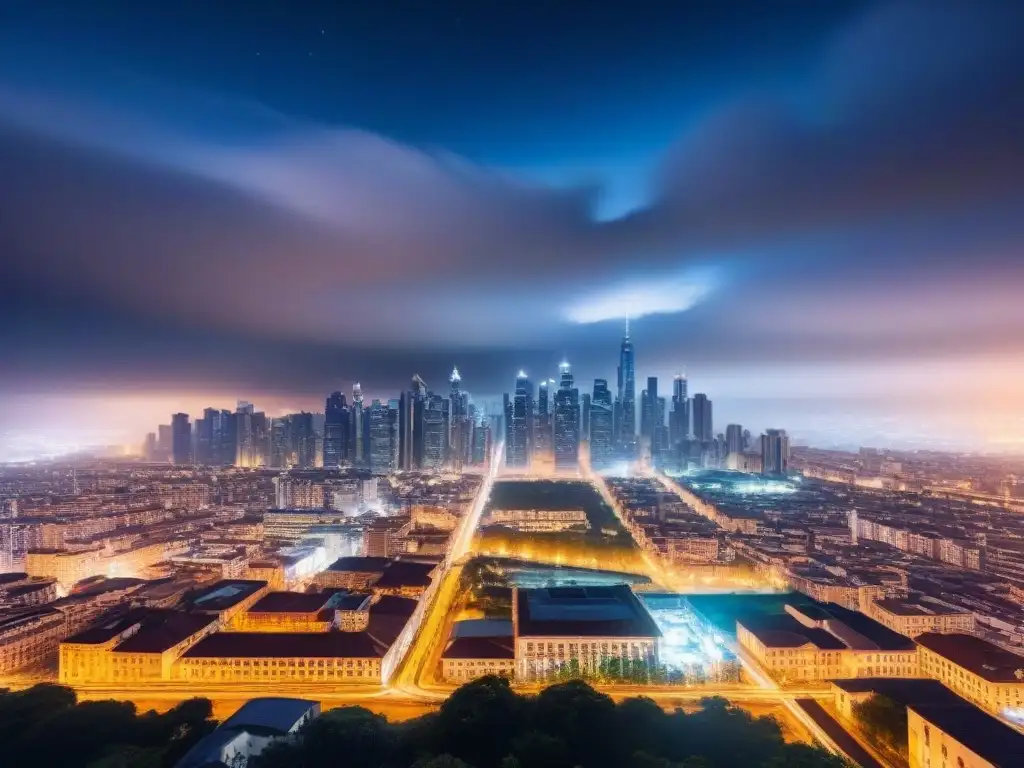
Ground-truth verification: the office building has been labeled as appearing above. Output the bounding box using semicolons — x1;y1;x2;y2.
421;393;449;470
535;379;553;459
615;322;636;457
449;368;471;470
171;413;192;465
351;383;365;466
580;393;591;441
669;374;689;445
553;362;580;471
368;400;394;475
691;394;712;443
507;371;533;469
589;379;614;470
291;413;316;469
725;424;744;456
323;391;350;469
640;376;659;439
761;429;790;475
400;375;428;470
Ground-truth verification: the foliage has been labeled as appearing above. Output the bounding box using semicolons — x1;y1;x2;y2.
0;684;215;768
251;676;850;768
852;693;908;756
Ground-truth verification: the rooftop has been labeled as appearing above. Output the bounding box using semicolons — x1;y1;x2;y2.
740;615;847;650
249;591;336;614
188;579;267;613
327;556;391;573
515;585;661;639
115;611;217;653
220;697;319;733
373;561;434;589
64;608;151;645
442;636;515;660
910;702;1024;766
917;633;1024;683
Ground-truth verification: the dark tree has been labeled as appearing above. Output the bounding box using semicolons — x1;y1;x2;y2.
253;706;397;768
852;694;908;756
429;675;525;768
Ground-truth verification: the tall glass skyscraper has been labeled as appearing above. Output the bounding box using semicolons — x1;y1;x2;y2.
324;391;349;468
616;321;636;458
590;378;614;469
553;362;580;470
507;371;533;468
692;393;713;443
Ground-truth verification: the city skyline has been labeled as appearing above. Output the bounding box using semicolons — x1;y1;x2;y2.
2;2;1024;457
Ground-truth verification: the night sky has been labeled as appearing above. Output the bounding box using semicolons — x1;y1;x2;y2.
1;1;1023;456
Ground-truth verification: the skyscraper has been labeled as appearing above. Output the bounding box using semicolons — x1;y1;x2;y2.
171;413;192;465
553;362;580;470
640;376;659;438
692;394;713;443
449;367;471;470
616;320;636;457
761;429;791;475
590;378;614;469
422;393;449;470
580;393;591;441
292;412;317;468
352;383;365;466
535;378;553;459
324;391;350;468
400;375;428;470
368;399;394;475
669;373;689;446
726;424;744;455
507;371;533;468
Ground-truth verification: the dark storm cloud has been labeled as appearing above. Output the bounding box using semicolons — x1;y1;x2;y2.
1;0;1023;402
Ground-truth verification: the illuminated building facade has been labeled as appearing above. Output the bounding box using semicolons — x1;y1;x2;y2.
323;391;350;469
0;607;67;674
441;636;516;682
865;599;975;639
761;429;790;475
512;585;660;681
615;323;636;458
916;633;1024;716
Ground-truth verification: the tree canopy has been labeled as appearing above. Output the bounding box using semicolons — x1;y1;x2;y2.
251;676;851;768
0;684;215;768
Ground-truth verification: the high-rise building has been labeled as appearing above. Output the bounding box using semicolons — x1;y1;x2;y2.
553;362;580;470
422;393;449;470
502;393;512;442
171;413;192;465
251;411;269;467
449;367;471;470
351;383;365;467
368;400;394;475
535;379;554;459
616;321;636;458
324;391;350;468
761;429;791;476
471;419;491;466
669;374;689;446
292;412;316;469
195;408;216;465
726;424;744;456
692;394;713;443
400;375;428;470
580;393;592;441
640;376;659;439
270;416;290;468
590;379;614;470
157;424;172;462
507;371;533;468
388;399;401;470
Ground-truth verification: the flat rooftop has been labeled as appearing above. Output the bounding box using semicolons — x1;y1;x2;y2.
917;632;1024;682
326;556;391;573
189;579;267;612
65;608;151;645
249;591;336;614
442;636;515;660
739;614;847;650
515;585;661;639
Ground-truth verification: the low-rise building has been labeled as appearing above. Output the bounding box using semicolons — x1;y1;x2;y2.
59;609;219;684
229;590;371;633
908;703;1022;768
187;579;270;625
737;602;919;683
512;585;661;681
484;509;589;533
0;607;67;673
177;697;320;768
865;598;975;639
441;636;516;683
917;633;1024;716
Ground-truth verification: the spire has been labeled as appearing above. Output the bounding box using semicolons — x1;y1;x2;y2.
450;366;461;384
624;316;630;340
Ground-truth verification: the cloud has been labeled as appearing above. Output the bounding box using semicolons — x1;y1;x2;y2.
0;0;1022;426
